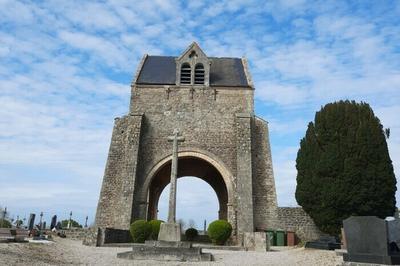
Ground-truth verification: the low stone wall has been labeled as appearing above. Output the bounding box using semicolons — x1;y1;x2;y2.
82;228;100;246
103;228;132;243
277;207;321;242
63;228;91;240
82;227;132;246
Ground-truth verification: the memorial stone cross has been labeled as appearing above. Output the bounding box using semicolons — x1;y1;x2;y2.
167;129;185;223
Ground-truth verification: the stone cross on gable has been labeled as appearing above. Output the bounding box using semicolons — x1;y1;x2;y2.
167;128;185;223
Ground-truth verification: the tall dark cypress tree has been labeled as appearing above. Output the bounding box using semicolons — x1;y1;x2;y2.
295;100;396;235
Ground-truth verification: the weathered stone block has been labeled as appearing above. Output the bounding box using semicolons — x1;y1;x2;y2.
244;232;269;252
158;223;181;242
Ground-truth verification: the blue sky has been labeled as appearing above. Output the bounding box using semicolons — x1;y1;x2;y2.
0;0;399;227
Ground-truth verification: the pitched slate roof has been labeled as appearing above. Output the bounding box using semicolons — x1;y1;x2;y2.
135;56;249;87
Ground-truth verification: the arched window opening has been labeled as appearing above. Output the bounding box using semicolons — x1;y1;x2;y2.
158;177;219;230
180;63;191;84
194;64;205;85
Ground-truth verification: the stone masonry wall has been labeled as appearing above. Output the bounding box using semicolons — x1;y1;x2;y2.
235;113;254;233
63;228;91;241
130;85;258;234
96;83;278;236
252;117;278;230
277;207;321;242
95;114;143;229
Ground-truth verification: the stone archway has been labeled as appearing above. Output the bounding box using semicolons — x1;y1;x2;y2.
95;43;279;236
142;151;235;227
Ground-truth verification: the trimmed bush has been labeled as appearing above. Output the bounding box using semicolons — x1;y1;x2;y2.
129;220;151;243
185;228;198;241
148;220;164;240
207;220;232;245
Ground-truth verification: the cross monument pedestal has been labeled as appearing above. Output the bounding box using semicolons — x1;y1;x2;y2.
158;129;185;242
117;130;213;261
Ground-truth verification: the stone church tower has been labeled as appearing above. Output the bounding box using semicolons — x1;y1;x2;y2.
95;42;278;236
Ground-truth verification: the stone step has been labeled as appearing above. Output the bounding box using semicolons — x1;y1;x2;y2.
117;245;212;262
145;240;192;248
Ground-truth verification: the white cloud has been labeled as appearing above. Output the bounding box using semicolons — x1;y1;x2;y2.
256;81;309;106
268;118;309;136
63;2;124;30
58;31;129;69
1;0;399;223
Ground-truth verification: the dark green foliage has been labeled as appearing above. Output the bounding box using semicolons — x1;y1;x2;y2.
0;219;11;228
295;100;397;235
207;220;232;245
148;220;163;240
130;220;151;243
185;228;198;241
61;219;82;228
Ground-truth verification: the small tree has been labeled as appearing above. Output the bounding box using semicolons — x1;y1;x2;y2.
185;228;199;241
61;219;82;228
0;219;11;228
295;100;397;235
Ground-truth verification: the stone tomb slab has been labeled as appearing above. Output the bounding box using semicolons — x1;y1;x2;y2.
305;236;341;250
117;240;212;262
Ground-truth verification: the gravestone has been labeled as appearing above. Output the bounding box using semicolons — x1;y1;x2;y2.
343;216;400;264
50;215;57;230
28;213;35;231
56;221;61;230
386;218;400;252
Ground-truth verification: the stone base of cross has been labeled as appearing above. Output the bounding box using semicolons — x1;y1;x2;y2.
158;222;181;242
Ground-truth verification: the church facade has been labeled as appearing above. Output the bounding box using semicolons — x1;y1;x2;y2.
95;42;279;236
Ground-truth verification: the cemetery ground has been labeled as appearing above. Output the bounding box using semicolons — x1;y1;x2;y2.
0;237;343;265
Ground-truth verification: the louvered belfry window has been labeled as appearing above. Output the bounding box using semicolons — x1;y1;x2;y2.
180;63;191;84
194;64;205;85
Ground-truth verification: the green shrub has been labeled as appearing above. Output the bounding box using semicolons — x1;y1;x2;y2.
185;228;198;241
207;220;232;245
130;220;151;243
148;220;164;240
0;219;11;228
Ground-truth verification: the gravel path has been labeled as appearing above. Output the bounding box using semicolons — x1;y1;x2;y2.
0;238;343;265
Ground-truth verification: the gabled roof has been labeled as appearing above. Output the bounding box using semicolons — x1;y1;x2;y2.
135;55;250;87
176;42;208;61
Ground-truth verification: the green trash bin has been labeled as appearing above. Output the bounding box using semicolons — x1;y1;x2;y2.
275;230;286;246
265;230;276;246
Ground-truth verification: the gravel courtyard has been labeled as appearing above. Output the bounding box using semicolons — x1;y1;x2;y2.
0;238;343;265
